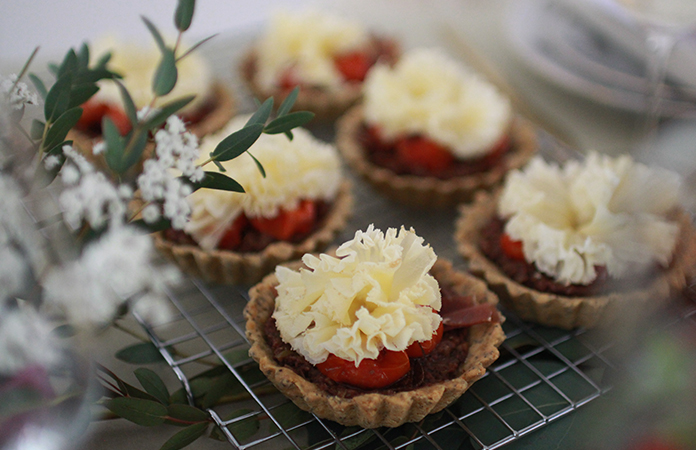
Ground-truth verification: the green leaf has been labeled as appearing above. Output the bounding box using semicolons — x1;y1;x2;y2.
114;80;137;125
264;111;314;135
44;72;72;120
68;84;99;109
135;368;170;405
104;397;168;426
210;123;263;162
277;86;300;117
142;16;166;52
122;130;149;171
115;342;165;364
174;0;196;32
166;404;209;424
51;324;76;338
225;409;259;442
188;171;244;193
131;217;172;233
45;107;82;150
95;51;112;70
77;42;90;68
48;63;59;76
153;49;178;96
29;74;47;99
245;97;273;126
248;152;266;178
222;348;252;366
46;140;71;157
160;422;208;450
102;115;126;173
58;49;78;76
177;34;217;61
337;428;376;450
30;119;45;140
201;372;235;409
142;95;194;130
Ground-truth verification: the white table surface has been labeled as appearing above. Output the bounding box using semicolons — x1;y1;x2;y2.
3;1;692;449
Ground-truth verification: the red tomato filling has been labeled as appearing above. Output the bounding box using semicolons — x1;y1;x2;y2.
248;200;317;241
405;320;444;358
500;233;525;261
76;100;132;136
316;349;411;390
334;51;374;82
395;135;455;175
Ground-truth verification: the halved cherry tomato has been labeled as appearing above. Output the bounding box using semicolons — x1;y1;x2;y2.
405;320;444;358
334;51;373;82
76;99;109;130
316;349;410;389
500;233;525;261
395;136;454;175
217;214;249;250
249;200;316;241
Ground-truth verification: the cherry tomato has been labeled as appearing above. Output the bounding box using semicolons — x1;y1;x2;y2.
500;233;525;261
405;320;444;358
249;200;317;241
76;99;109;130
217;214;249;250
316;349;410;389
334;51;373;82
278;68;300;91
395;136;454;175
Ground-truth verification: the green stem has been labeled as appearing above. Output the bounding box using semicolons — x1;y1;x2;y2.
11;46;40;93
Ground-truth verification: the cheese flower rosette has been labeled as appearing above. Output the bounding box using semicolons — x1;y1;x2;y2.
362;48;512;160
498;152;682;286
273;225;442;366
184;115;342;251
255;10;370;91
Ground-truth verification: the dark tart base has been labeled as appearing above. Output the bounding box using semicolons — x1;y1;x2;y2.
244;258;505;428
456;190;696;329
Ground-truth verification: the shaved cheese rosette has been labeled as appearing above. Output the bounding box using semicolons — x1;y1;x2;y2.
499;153;682;285
256;10;369;90
363;48;512;160
273;225;442;366
92;36;212;114
185;115;341;250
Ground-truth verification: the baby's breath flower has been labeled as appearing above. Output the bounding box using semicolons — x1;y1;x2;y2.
1;74;39;110
43;155;61;171
0;306;61;375
141;204;161;224
92;141;107;155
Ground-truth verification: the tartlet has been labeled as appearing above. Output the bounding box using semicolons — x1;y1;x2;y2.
240;10;399;121
244;227;505;428
456;154;696;329
335;49;537;208
154;115;352;285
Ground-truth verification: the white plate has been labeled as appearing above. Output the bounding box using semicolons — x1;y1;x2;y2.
505;0;696;116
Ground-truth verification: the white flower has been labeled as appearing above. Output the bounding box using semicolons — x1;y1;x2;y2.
274;225;441;365
0;306;61;375
43;225;177;327
43;155;61;171
153;115;201;181
142;204;161;224
1;74;39;110
499;153;682;285
92;141;107;155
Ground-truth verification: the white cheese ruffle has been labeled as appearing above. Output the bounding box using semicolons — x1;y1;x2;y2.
185;115;342;250
255;10;369;90
498;153;681;285
363;48;511;160
273;225;442;366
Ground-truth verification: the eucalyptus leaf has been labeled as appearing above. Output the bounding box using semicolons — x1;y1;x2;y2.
104;397;168;427
222;348;252;366
135;368;170;405
115;342;165;364
166;404;209;424
95;51;112;70
45;107;82;150
277;87;300;117
28;74;47;100
212;160;225;172
44;72;72;121
263;111;314;135
153;49;178;96
102;115;126;173
131;217;172;233
58;49;78;76
74;67;120;84
174;0;196;32
48;63;59;76
188;171;244;193
142;16;167;52
33;154;64;188
248;152;266;178
142;95;195;130
68;84;99;109
115;80;138;124
201;372;235;409
51;324;76;338
46;139;72;156
77;42;90;68
177;34;217;61
30;119;45;141
122;130;149;171
160;422;208;450
210;123;263;162
245;97;273;127
225;409;259;443
120;381;162;403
